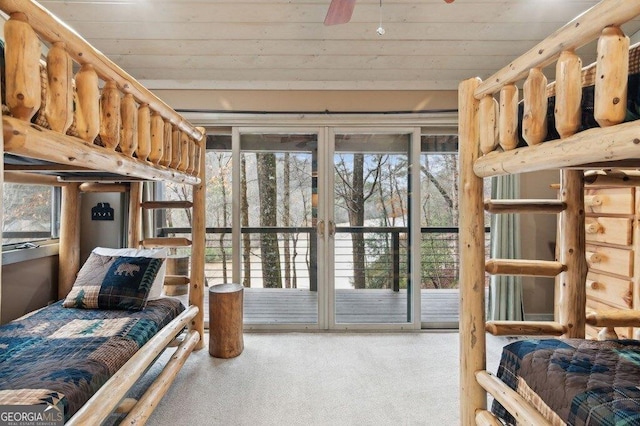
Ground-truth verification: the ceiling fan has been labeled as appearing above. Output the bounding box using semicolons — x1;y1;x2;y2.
324;0;455;26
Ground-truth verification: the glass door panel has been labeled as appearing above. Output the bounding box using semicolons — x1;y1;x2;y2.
332;133;412;325
239;132;319;325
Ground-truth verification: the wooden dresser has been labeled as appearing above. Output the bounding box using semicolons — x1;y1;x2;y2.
584;185;640;339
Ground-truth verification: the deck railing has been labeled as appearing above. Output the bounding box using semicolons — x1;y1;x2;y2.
157;226;490;290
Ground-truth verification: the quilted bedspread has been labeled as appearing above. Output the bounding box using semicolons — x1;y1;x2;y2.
493;338;640;426
0;298;184;421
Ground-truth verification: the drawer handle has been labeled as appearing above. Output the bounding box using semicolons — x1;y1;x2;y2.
586;279;600;290
586;251;602;264
585;221;604;234
585;195;603;207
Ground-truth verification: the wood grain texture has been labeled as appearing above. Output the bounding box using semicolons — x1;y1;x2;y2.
45;41;73;133
209;284;244;358
594;26;629;127
554;50;582;138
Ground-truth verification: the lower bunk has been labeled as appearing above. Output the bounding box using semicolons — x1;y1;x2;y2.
0;298;199;424
490;338;640;426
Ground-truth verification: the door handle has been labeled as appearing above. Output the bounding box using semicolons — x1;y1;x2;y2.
317;219;325;238
328;220;336;237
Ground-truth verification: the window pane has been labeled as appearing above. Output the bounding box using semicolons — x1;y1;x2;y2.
3;183;54;245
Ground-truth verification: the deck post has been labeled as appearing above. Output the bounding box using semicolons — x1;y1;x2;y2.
459;77;486;425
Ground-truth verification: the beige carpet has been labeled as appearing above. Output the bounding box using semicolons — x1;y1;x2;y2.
125;332;507;426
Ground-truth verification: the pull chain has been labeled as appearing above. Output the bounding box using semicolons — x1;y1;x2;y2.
377;0;385;35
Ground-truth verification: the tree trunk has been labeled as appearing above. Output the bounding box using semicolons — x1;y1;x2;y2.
241;155;251;287
283;153;291;288
350;154;366;290
257;153;282;288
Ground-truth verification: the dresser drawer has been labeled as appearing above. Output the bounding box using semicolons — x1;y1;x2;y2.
585;217;632;246
586;299;633;339
586;244;633;278
585;187;635;215
586;272;632;309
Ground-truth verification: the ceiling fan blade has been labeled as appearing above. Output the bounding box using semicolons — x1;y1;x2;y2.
324;0;357;26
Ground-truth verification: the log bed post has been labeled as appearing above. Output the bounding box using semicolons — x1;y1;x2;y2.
58;182;81;299
190;130;206;349
557;169;587;337
128;182;142;248
459;77;486;425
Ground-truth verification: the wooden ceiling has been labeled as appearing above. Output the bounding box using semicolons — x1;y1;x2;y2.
38;0;640;91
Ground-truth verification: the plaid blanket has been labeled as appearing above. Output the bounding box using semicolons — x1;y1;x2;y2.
493;338;640;426
0;298;184;421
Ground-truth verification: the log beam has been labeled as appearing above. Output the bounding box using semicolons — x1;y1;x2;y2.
558;169;587;338
121;330;200;425
475;371;552;426
485;320;566;336
474;0;640;97
58;182;80;299
485;259;565;277
484;199;566;214
458;77;486;426
0;0;203;141
66;306;198;426
191;129;206;349
3;117;199;185
586;309;640;327
473;119;640;178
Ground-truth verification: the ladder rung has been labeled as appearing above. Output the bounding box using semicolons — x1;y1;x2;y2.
141;201;193;209
485;259;565;277
485;320;566;336
164;275;190;286
141;237;191;247
484;199;566;214
586;309;640;327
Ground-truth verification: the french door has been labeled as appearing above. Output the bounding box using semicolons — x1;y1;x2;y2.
233;127;421;330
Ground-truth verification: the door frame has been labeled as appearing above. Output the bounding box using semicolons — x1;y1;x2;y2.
325;127;422;331
232;125;422;331
233;126;327;331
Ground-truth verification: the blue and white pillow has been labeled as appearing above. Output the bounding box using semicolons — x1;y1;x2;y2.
63;252;164;310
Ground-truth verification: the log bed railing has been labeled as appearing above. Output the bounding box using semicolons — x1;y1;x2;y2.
0;0;204;185
0;1;207;424
459;0;640;424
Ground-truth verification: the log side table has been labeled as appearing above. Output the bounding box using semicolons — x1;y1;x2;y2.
208;283;244;358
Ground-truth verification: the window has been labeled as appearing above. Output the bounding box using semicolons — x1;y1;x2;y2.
2;183;60;246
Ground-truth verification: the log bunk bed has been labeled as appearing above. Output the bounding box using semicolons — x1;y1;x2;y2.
0;0;206;424
459;0;640;425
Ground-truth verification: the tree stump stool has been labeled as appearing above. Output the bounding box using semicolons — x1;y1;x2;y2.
209;283;244;358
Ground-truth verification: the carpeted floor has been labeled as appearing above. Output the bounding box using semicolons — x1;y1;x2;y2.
116;332;508;426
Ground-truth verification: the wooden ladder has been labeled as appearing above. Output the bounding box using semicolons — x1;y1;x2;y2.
127;181;205;349
482;171;584;339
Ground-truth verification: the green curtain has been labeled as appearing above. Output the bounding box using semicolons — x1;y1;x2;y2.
488;174;523;321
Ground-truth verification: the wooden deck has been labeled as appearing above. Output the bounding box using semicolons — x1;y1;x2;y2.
181;288;467;328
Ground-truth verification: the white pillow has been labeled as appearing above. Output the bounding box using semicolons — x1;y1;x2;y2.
92;246;168;300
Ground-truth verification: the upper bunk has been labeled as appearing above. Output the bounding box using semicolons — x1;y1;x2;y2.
0;0;204;186
461;0;640;179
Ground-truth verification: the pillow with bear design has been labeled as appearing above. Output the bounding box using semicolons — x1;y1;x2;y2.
63;252;164;310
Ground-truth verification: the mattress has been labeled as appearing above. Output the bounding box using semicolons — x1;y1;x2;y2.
493;338;640;426
0;298;184;421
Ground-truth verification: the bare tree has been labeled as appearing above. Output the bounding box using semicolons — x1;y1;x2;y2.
257;153;282;288
334;154;384;289
241;155;251;287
